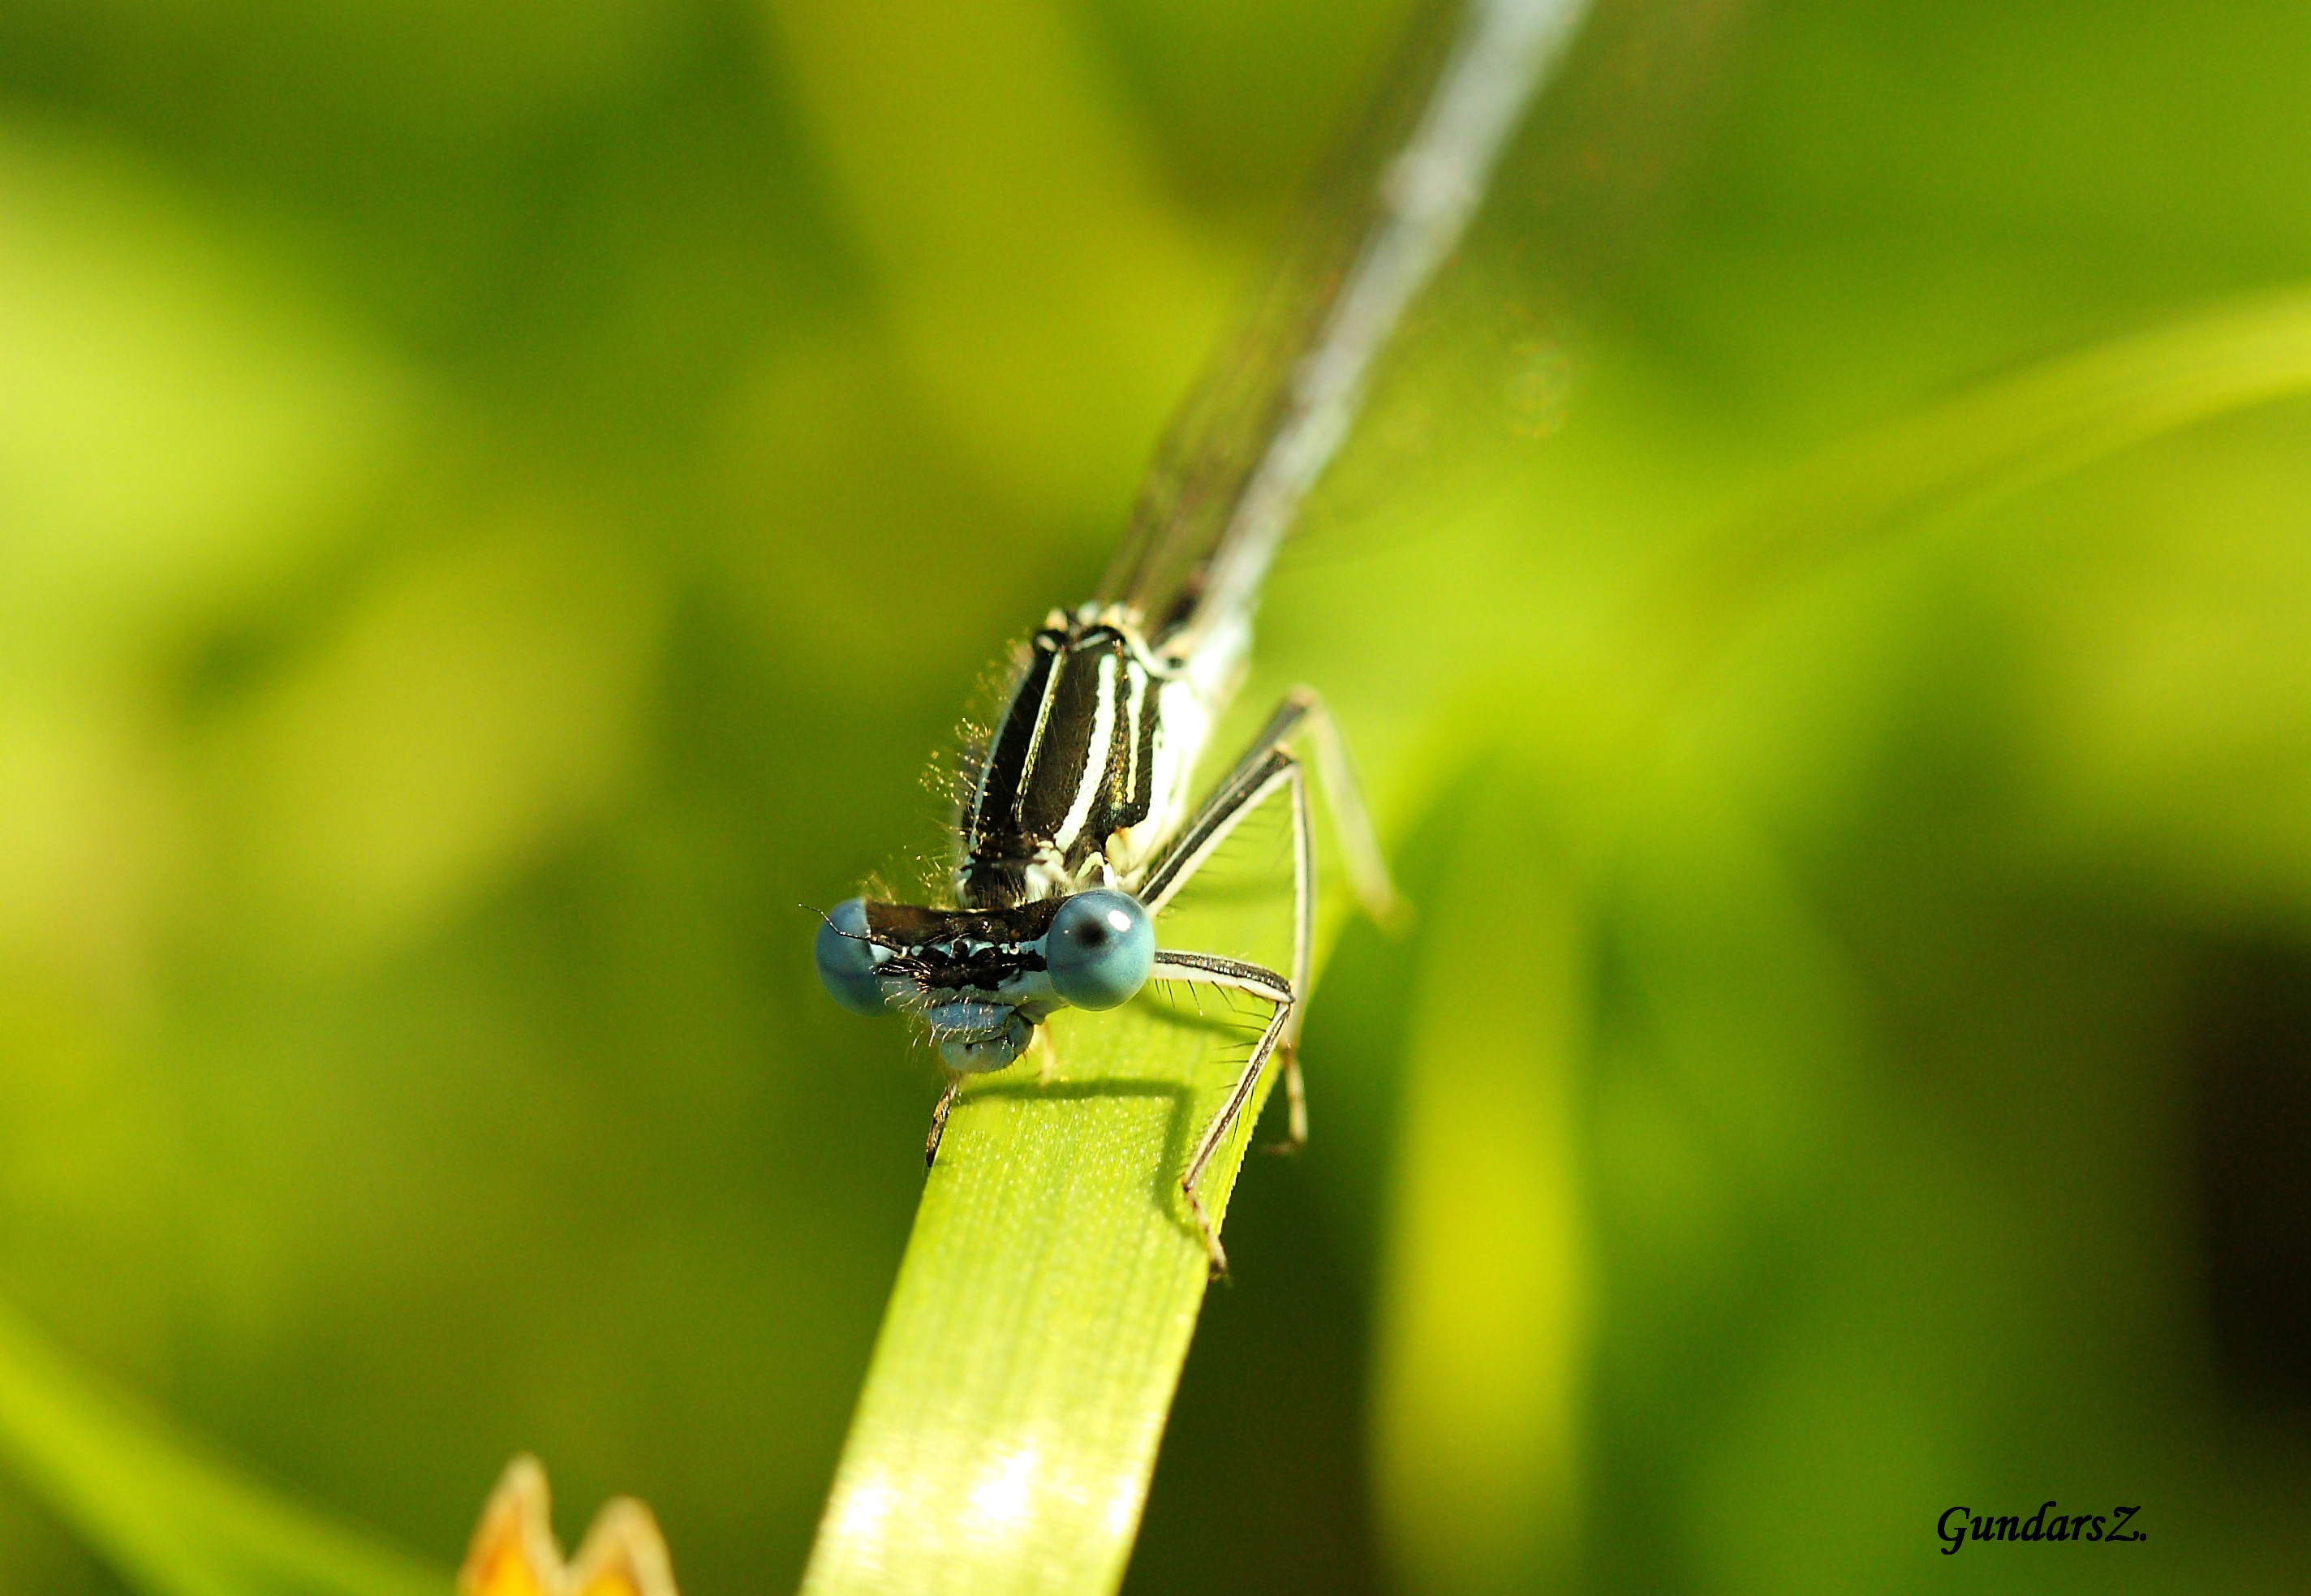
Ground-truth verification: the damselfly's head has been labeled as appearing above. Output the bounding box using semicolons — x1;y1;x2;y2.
814;890;1155;1070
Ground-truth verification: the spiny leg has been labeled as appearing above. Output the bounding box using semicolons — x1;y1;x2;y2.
1273;751;1315;1152
1135;687;1398;1142
924;1073;962;1169
1141;737;1316;1149
1151;950;1296;1277
1143;749;1310;1146
1293;732;1318;1127
1142;687;1403;930
1131;688;1394;1265
1295;687;1409;930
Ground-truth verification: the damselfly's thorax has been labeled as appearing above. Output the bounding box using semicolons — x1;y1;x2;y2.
955;603;1241;910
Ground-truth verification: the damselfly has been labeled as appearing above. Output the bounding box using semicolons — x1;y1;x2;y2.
815;0;1587;1272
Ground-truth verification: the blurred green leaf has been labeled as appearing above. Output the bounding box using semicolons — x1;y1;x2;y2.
1372;757;1587;1596
0;126;414;670
0;1297;442;1596
761;0;1231;517
1632;283;2311;708
209;517;666;967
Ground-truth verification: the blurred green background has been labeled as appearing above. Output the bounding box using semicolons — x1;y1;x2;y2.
2;0;2309;1591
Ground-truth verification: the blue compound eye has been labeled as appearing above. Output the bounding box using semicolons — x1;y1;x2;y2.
816;898;894;1017
1043;890;1154;1012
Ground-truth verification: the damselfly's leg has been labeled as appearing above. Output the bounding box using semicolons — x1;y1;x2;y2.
1140;686;1395;1149
1297;689;1409;929
1140;686;1405;931
924;1073;963;1168
1146;739;1315;1146
1029;1023;1061;1086
1151;950;1296;1277
1134;687;1401;1270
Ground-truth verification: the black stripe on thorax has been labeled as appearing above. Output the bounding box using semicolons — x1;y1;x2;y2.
959;617;1168;907
1014;626;1125;840
1121;657;1160;832
966;626;1063;850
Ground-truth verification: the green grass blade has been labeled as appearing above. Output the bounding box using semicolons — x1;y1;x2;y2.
0;1297;445;1596
799;987;1285;1596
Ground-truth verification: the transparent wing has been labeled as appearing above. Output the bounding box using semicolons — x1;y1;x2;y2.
1095;0;1594;649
